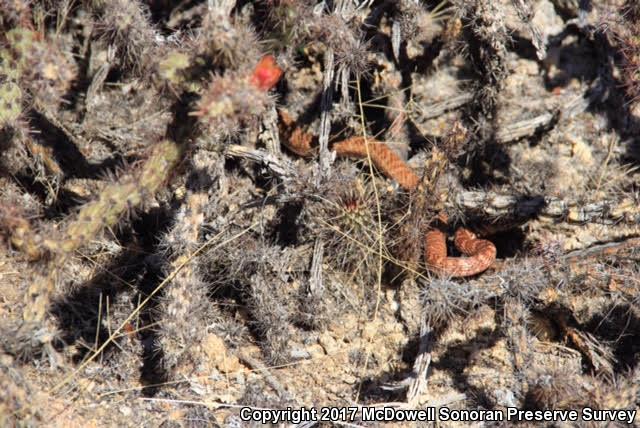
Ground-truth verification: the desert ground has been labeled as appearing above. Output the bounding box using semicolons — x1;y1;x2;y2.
1;0;640;426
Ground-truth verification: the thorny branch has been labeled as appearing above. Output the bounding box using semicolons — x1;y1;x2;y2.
455;191;640;225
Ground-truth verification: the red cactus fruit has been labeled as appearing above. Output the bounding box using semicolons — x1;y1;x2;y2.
250;55;283;91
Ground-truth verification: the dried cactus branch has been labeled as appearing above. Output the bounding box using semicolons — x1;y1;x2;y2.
406;313;433;406
412;92;473;121
454;191;640;225
561;236;640;262
225;144;297;183
318;47;335;179
495;112;556;143
510;0;546;60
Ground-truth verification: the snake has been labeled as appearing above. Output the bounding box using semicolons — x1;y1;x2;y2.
279;115;497;278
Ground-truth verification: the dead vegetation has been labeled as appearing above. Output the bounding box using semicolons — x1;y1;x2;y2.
1;0;640;426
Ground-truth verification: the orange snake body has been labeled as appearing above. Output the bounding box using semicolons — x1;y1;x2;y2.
424;227;497;278
332;137;420;191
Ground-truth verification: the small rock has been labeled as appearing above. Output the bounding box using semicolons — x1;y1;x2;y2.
290;349;311;360
319;332;339;355
342;374;357;384
307;343;326;359
202;334;242;374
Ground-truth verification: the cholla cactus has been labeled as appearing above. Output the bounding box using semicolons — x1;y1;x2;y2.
0;81;22;129
527;368;638;411
192;55;283;137
0;28;77;107
156;193;211;375
453;0;509;117
0;0;33;31
5;139;184;360
419;277;494;329
601;1;640;101
91;0;157;74
0;357;40;425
